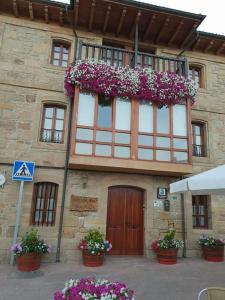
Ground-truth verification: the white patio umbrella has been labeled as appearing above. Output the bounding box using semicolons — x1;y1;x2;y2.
170;164;225;195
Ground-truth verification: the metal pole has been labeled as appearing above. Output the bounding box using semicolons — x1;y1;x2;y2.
181;192;187;258
10;180;24;265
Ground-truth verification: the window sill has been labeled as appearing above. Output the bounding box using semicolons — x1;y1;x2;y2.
32;140;67;152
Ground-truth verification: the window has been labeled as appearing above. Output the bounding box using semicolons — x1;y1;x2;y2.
188;65;203;88
40;105;66;143
192;122;207;157
51;42;70;67
74;91;189;163
31;182;58;226
192;195;209;228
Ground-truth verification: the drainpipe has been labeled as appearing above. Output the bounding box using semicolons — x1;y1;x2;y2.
180;192;187;258
56;3;78;262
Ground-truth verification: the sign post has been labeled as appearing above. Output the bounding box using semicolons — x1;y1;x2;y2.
10;160;35;265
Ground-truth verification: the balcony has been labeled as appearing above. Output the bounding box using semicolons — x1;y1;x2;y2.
78;41;188;76
193;145;207;157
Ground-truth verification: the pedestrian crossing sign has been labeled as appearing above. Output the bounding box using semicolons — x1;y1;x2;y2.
12;160;35;181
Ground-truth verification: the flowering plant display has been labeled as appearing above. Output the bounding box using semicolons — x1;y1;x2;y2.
11;229;51;256
78;229;112;255
53;277;135;300
151;229;184;252
64;60;198;107
198;235;225;248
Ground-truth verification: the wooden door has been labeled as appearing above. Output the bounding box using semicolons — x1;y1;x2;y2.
106;186;144;255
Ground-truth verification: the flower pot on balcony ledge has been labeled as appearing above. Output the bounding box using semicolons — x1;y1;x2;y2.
202;245;224;262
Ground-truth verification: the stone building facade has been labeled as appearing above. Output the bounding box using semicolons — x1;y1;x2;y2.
0;0;225;263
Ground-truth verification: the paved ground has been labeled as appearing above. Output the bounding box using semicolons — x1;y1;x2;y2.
0;257;225;299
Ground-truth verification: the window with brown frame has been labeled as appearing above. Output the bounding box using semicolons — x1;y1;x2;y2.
192;195;209;228
192;122;207;157
31;182;58;226
40;105;66;143
74;92;190;163
188;65;203;88
51;42;70;67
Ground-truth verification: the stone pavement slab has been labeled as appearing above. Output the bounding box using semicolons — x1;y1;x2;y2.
0;257;225;300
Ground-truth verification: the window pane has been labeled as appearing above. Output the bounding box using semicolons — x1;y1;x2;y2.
200;216;205;226
115;98;131;130
54;46;60;52
96;131;112;142
62;60;68;67
77;93;95;126
95;145;112;156
195;136;201;145
56;108;65;119
194;125;201;135
138;101;153;133
54;52;60;59
44;118;52;129
45;108;53;118
53;59;59;66
157;107;169;134
173;152;188;163
156;137;170;148
55;119;64;130
192;216;197;227
42;129;51;142
97;95;112;128
156;150;170;161
63;47;69;54
76;128;93;141
115;133;130;144
138;148;153;160
173;105;187;136
75;143;92;155
54;131;63;143
114;146;130;158
62;53;68;61
173;138;188;150
138;135;153;146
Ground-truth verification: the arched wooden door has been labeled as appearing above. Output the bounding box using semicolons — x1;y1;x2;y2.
106;186;144;255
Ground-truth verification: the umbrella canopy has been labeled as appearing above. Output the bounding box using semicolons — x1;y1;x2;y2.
170;164;225;195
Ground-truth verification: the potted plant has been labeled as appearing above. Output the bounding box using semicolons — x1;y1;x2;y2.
78;229;112;267
53;277;134;300
11;229;51;272
198;235;225;262
151;229;184;265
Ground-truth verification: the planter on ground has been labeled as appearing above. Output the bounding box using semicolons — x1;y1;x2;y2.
16;253;42;272
82;250;104;267
156;248;178;265
202;245;224;262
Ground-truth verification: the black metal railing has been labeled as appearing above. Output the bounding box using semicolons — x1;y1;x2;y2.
77;41;188;76
193;144;207;157
40;129;64;144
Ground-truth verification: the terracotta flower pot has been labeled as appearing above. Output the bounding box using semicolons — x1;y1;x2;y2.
82;250;104;267
156;248;178;265
202;245;224;262
16;253;42;272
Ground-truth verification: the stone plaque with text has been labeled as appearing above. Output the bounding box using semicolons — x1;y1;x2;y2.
70;195;98;212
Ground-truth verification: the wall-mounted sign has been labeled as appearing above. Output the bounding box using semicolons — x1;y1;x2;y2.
70;195;98;212
157;187;168;199
164;199;170;212
153;200;162;208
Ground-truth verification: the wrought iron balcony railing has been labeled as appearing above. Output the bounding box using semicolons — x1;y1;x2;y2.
193;144;207;157
77;41;188;76
40;129;64;144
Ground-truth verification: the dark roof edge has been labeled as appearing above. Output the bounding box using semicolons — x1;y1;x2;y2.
198;30;225;41
31;0;69;8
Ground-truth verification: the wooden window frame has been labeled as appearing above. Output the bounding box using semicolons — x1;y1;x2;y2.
30;182;58;226
192;122;207;157
40;104;66;144
192;195;209;229
71;87;192;164
189;65;204;88
51;41;70;67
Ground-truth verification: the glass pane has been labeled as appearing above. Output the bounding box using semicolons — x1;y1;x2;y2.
115;133;130;144
63;47;69;54
75;143;92;155
156;137;170;148
97;95;112;128
115;98;131;130
114;146;130;158
138;135;153;146
45;107;53;118
61;60;68;67
173;152;188;163
96;131;112;143
42;129;51;142
53;59;59;66
46;211;53;223
173;105;187;136
54;46;60;52
95;145;112;156
139;101;153;133
157;107;169;134
56;108;65;119
194;125;201;135
173;138;188;149
76;128;93;141
54;131;63;143
55;119;63;130
54;52;60;59
62;53;68;61
44;118;52;129
77;93;95;126
195;136;201;145
192;216;197;227
200;205;204;215
156;150;170;161
200;216;205;226
138;148;153;160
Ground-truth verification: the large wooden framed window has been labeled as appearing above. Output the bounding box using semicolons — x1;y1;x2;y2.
40;105;66;143
192;122;207;157
31;182;58;226
192;195;209;228
188;65;203;88
51;42;70;67
73;90;190;163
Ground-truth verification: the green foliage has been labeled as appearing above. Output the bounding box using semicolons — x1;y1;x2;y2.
84;229;104;244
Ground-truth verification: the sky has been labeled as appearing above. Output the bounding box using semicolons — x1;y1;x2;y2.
53;0;225;36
